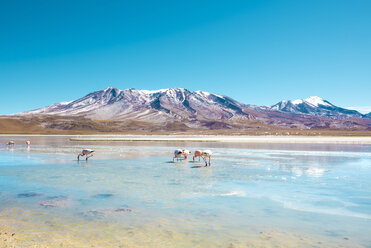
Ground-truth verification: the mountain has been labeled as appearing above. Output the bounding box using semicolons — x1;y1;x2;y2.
270;96;365;119
10;87;370;131
17;87;253;123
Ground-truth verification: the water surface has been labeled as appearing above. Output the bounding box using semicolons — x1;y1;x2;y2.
0;135;370;247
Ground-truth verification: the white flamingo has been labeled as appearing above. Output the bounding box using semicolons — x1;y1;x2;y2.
78;149;94;161
173;149;183;161
182;149;191;159
173;149;191;161
202;150;212;166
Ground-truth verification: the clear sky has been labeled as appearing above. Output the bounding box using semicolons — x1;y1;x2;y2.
0;0;370;115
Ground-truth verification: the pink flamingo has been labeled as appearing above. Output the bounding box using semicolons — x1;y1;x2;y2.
77;149;94;161
26;140;30;146
193;150;202;161
193;150;212;166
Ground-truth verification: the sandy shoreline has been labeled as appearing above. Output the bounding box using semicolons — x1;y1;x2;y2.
0;218;362;248
1;134;371;144
68;135;371;144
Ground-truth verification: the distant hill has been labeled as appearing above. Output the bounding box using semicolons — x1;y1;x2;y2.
270;96;365;119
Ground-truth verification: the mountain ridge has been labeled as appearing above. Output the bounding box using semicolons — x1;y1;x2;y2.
16;87;254;122
9;87;371;131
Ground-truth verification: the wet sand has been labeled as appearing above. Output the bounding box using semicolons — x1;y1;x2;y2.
0;209;362;248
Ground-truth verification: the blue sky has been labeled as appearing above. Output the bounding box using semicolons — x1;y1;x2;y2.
0;0;370;114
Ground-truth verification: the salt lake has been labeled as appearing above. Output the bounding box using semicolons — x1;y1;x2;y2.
0;136;370;247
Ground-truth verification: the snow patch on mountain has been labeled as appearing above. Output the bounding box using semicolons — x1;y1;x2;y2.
291;99;303;105
304;96;331;107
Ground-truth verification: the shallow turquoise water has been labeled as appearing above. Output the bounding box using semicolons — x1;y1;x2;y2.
0;139;370;247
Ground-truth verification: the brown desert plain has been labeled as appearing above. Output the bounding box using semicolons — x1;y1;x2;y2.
0;115;370;136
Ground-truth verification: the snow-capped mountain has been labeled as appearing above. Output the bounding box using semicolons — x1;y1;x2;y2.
12;88;371;131
270;96;365;119
18;87;253;122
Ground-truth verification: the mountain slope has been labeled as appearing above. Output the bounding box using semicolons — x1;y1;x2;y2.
18;87;253;123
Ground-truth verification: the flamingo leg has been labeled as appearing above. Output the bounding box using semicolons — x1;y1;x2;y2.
77;154;84;161
86;154;93;160
202;156;207;166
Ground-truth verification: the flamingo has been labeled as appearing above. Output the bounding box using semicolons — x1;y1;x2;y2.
182;149;191;159
6;141;15;146
173;149;183;161
78;149;94;161
26;140;30;146
173;149;191;161
193;150;202;162
193;150;212;166
201;150;212;166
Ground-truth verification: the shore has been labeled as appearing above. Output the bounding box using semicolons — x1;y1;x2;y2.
0;218;363;248
0;230;18;248
68;135;371;144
